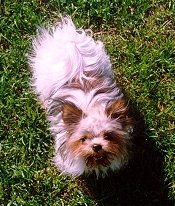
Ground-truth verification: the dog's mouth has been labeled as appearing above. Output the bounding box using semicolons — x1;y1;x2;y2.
93;155;104;161
85;154;111;167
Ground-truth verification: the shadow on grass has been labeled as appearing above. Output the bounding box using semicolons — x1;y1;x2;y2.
80;108;173;206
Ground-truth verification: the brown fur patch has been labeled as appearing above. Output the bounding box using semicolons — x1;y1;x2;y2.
66;78;103;93
106;98;134;136
68;139;84;157
106;98;129;119
62;101;83;125
64;73;112;94
107;136;127;155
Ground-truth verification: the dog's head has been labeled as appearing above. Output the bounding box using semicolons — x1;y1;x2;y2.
60;98;133;175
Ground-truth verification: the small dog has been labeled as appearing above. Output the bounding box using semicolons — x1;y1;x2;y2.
29;16;133;177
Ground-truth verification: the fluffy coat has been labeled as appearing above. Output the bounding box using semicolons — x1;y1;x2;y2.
29;16;132;177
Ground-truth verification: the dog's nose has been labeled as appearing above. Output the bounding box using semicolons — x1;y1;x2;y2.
92;144;102;152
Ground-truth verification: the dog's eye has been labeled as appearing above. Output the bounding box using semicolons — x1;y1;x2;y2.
104;132;116;141
80;137;86;142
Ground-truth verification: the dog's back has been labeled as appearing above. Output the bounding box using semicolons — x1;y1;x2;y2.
29;16;112;103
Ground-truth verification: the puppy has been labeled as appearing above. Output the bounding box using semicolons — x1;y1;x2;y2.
29;16;133;177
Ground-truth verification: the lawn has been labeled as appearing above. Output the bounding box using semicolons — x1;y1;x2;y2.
0;0;175;205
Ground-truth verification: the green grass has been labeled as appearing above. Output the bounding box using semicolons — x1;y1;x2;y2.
1;0;175;205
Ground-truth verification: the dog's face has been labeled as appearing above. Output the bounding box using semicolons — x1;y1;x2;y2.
62;98;132;169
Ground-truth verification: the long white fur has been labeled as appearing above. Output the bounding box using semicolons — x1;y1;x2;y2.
30;16;115;102
29;16;127;177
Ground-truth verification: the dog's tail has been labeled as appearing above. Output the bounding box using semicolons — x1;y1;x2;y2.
29;16;112;101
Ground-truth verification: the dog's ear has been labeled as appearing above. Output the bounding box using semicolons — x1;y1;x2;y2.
106;98;129;119
62;101;83;125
